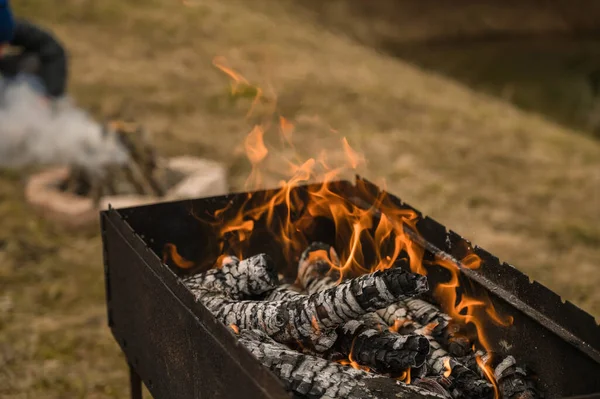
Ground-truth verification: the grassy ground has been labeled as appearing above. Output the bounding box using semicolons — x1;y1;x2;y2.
1;0;599;397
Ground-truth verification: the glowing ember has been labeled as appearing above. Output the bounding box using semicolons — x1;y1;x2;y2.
398;368;412;384
443;358;452;378
389;318;407;333
229;324;240;334
311;316;321;335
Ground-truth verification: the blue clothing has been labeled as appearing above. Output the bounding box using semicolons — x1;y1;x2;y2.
0;0;14;43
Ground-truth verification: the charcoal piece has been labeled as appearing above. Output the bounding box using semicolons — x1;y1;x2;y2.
412;364;429;380
238;329;446;399
402;298;452;333
376;302;409;325
378;299;471;357
423;337;493;399
337;316;430;372
413;377;453;399
456;350;487;376
495;356;539;399
200;266;428;352
297;242;341;294
265;283;304;301
183;254;279;299
294;242;431;369
267;284;430;372
446;358;494;399
400;321;494;399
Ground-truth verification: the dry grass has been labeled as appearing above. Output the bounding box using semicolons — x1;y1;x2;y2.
1;0;599;397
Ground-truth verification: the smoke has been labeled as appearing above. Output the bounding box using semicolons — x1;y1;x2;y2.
0;78;129;172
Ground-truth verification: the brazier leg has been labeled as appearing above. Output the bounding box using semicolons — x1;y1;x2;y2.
129;363;143;399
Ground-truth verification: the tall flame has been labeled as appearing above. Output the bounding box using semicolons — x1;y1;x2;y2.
164;58;514;396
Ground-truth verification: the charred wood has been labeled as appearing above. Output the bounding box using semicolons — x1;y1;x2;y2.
265;284;430;372
238;329;445;399
337;316;430;373
194;266;428;352
265;283;304;302
297;241;341;294
494;356;539;399
377;301;471;358
389;319;493;399
295;242;431;369
413;377;453;399
183;254;279;299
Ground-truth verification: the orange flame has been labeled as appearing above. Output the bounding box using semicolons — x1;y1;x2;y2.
397;368;412;384
311;316;321;335
443;358;452;378
477;354;500;398
279;116;294;146
342;137;366;170
162;243;195;269
229;324;240;334
204;59;514;396
389;318;407;333
338;337;370;373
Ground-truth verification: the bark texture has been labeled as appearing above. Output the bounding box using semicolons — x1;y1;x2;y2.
494;356;539;399
184;254;279;299
238;329;445;399
193;264;428;352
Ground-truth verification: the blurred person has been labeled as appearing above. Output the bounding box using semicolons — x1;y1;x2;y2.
0;0;68;102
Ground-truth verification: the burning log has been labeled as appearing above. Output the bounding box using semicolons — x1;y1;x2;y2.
296;243;431;371
270;283;431;373
337;315;430;373
377;301;471;358
296;241;341;293
237;329;446;399
403;322;494;399
264;283;304;302
183;254;279;300
413;377;453;399
187;257;428;352
294;242;494;397
400;298;471;357
494;356;539;399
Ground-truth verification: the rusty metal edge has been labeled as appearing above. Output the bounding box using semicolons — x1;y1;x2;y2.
100;206;291;399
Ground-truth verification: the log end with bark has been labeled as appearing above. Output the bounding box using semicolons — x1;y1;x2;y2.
238;329;446;399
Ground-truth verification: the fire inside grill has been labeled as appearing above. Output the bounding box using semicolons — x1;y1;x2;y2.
101;60;600;399
164;206;535;399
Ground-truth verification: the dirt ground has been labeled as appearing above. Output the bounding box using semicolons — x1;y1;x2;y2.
1;1;599;397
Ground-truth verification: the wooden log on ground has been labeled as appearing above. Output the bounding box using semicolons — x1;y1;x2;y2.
238;329;446;399
114;123;166;197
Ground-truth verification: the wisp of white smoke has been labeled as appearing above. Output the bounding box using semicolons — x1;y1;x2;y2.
0;78;129;172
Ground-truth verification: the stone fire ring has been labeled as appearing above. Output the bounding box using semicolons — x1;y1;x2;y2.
24;156;228;229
